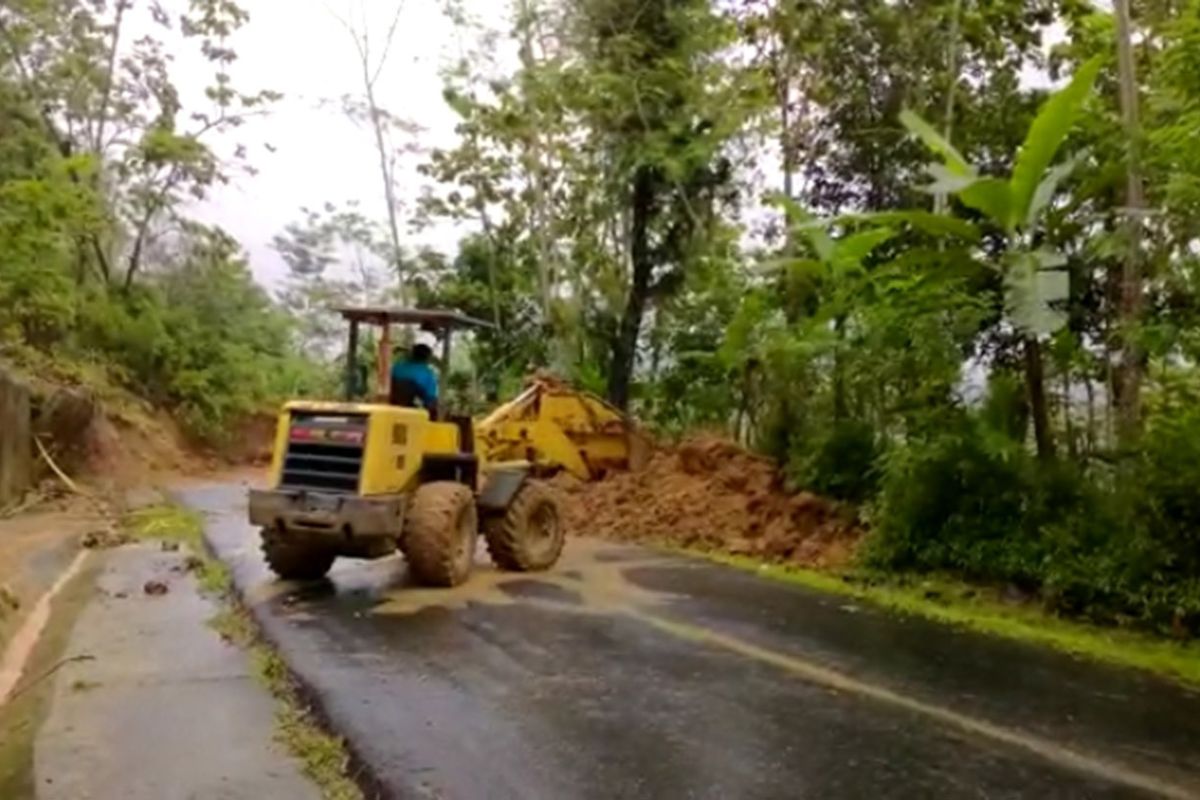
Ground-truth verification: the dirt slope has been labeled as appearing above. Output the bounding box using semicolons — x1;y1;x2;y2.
559;436;862;568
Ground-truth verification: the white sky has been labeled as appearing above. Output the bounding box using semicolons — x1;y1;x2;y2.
168;0;507;288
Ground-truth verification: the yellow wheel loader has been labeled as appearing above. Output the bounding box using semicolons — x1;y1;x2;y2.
248;307;647;586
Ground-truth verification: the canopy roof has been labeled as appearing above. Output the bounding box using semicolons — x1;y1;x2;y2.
333;307;494;330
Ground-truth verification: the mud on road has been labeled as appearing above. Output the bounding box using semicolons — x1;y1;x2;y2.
187;481;1200;800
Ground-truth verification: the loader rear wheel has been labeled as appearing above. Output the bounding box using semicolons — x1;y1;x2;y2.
484;481;564;572
260;526;335;581
402;482;478;587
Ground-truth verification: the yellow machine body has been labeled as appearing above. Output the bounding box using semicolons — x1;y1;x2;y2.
475;379;650;480
265;401;470;496
263;380;645;497
249;377;645;562
248;306;644;585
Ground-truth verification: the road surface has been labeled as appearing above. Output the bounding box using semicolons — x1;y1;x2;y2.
184;482;1200;800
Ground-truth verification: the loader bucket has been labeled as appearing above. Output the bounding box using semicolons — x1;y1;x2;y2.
477;377;652;481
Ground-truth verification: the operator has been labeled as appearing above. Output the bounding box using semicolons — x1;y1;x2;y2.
390;342;440;419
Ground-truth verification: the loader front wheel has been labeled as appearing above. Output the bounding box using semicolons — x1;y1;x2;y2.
260;526;335;581
484;481;565;572
402;482;478;587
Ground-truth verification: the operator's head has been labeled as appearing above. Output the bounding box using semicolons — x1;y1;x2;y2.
410;343;433;363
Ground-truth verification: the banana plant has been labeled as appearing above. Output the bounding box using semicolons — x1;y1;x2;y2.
901;57;1101;338
900;56;1101;459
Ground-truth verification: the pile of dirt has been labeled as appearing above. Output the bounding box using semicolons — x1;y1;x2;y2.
558;436;863;569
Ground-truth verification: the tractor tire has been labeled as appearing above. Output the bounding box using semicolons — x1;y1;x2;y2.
402;482;478;587
260;527;335;581
484;481;565;572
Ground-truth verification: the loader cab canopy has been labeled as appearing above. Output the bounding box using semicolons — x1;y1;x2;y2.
334;306;494;403
334;307;494;331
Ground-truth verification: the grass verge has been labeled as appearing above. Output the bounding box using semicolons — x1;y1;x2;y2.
122;504;232;595
0;558;97;800
208;607;363;800
126;502;364;800
691;549;1200;688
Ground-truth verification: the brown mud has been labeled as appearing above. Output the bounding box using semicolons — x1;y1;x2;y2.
559;435;862;569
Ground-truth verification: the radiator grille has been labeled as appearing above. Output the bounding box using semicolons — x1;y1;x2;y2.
280;412;367;494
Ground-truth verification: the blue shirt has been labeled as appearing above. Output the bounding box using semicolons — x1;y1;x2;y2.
391;360;439;408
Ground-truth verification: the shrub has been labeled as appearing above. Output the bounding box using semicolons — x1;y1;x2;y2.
866;404;1200;634
787;418;881;503
865;420;1045;583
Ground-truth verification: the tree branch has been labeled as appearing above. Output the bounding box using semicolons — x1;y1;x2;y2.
93;0;130;155
371;0;408;88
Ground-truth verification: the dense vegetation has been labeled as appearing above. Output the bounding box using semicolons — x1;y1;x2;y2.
0;0;313;440
5;0;1200;634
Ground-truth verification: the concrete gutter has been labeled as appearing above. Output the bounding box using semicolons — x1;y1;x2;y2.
32;544;320;800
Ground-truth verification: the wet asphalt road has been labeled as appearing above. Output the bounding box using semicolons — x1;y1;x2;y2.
183;482;1200;800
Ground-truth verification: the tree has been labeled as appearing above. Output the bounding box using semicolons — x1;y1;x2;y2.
0;0;279;289
423;0;582;366
273;203;396;362
329;0;418;303
902;57;1102;459
564;0;755;409
1111;0;1146;443
734;0;1070;216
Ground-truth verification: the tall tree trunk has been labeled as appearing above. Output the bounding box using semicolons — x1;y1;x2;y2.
832;314;848;421
1062;368;1076;460
516;0;555;320
607;168;654;410
779;65;794;202
338;3;409;305
1024;336;1055;461
934;0;962;215
1084;372;1097;455
470;180;502;328
1113;0;1145;444
364;78;406;304
92;0;128;155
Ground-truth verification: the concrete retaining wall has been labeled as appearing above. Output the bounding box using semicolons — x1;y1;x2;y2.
0;369;32;506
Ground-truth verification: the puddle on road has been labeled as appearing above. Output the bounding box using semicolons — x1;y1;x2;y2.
245;538;678;623
368;539;674;619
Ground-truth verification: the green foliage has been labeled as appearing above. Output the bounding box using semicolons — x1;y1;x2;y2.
902;58;1100;342
0;0;305;442
867;417;1046;583
9;0;1200;644
67;235;309;441
868;400;1200;633
1008;57;1102;227
788;419;880;503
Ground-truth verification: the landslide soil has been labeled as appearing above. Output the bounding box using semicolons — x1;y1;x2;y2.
559;436;862;568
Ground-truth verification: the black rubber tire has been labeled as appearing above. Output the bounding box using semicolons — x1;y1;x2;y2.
402;482;478;587
260;527;335;581
484;481;565;572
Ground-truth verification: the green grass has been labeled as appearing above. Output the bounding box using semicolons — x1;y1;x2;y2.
122;504;232;596
691;550;1200;688
127;503;362;797
122;504;204;547
209;606;362;800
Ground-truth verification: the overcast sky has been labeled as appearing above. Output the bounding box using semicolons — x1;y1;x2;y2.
165;0;506;288
159;1;1065;291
